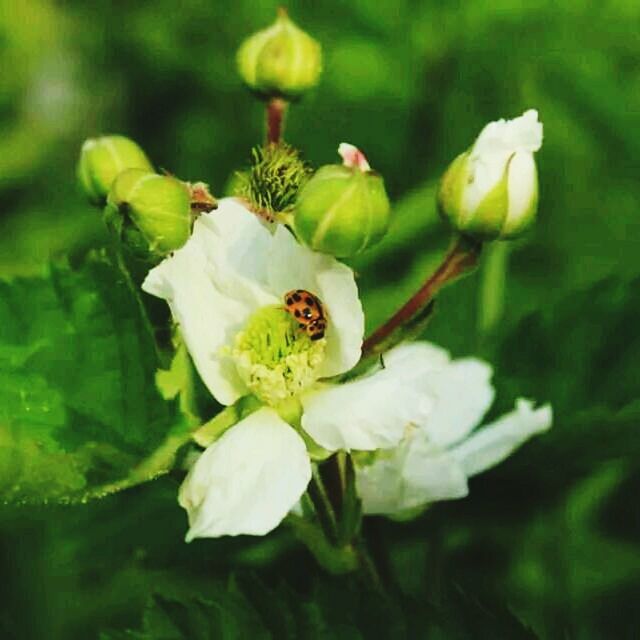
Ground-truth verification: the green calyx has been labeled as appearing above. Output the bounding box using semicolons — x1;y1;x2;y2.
237;8;322;100
77;135;153;205
293;164;391;257
235;143;311;222
231;305;326;407
105;169;192;259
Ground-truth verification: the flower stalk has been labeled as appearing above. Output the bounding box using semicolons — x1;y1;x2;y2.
266;97;288;144
297;453;382;590
361;234;482;360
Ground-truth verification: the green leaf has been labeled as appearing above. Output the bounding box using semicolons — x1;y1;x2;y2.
0;251;185;503
101;588;270;640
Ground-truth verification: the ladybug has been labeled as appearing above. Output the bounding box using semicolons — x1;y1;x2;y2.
283;289;327;341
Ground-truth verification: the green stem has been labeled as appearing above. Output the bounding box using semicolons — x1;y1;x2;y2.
353;536;384;594
478;240;509;337
176;339;200;425
307;466;340;544
286;514;359;575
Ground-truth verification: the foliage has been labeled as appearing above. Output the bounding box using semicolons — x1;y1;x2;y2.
0;252;185;504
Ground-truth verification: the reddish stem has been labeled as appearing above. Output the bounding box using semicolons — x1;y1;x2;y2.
361;235;482;357
266;97;288;144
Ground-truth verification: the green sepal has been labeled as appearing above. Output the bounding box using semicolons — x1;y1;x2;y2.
462;160;511;240
437;150;470;226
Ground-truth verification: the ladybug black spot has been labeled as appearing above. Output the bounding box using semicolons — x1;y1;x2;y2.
293;293;302;302
302;307;312;318
294;309;301;318
305;296;314;306
286;297;294;306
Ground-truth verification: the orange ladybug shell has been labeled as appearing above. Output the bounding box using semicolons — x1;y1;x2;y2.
284;289;327;341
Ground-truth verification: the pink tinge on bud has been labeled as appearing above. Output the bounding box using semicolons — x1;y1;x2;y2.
338;143;371;172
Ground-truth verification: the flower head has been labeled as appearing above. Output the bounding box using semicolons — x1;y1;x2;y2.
230;305;326;405
143;198;364;406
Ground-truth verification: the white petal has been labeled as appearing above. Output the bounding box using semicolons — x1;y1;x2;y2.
382;341;450;372
300;342;448;451
356;429;469;516
472;109;543;157
506;150;537;221
267;225;364;377
420;358;495;448
464;109;543;214
450;399;552;477
178;407;311;539
142;199;278;405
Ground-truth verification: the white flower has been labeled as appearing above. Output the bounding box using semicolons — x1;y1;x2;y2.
143;198;365;406
354;343;553;517
144;200;432;539
438;109;543;239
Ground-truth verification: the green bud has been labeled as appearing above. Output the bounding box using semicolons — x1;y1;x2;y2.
293;144;391;257
437;110;543;240
105;169;192;258
237;8;322;100
77;135;153;205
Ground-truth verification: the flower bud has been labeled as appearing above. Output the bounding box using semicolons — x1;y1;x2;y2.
77;135;153;205
438;109;543;240
105;169;192;258
293;144;390;257
237;8;322;100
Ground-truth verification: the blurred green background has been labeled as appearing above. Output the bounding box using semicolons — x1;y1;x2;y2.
1;1;639;638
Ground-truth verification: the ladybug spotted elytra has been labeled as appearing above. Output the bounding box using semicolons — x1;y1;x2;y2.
283;289;327;341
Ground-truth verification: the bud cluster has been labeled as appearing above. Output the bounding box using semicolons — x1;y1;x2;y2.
77;12;545;268
77;135;217;260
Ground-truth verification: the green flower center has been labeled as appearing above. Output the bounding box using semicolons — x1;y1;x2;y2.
231;305;326;406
